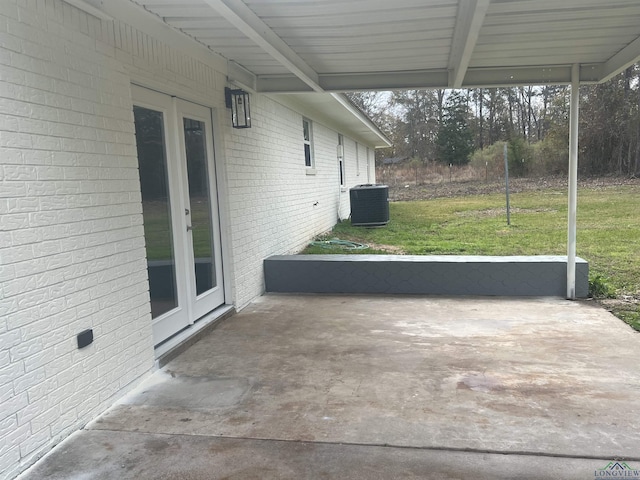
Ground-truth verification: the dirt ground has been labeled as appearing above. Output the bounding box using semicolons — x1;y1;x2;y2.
386;174;639;202
599;296;640;320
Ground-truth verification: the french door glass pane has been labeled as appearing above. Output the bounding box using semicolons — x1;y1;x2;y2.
183;117;216;295
133;106;178;318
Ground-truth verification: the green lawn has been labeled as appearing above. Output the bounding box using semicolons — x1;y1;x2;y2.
143;198;213;261
305;184;640;330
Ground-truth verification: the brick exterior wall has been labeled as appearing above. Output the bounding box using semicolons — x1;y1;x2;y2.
225;99;376;309
0;2;155;478
0;1;378;478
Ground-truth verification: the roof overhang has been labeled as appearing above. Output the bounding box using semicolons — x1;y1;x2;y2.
67;0;640;144
270;93;392;148
76;0;640;92
125;0;640;92
250;64;606;93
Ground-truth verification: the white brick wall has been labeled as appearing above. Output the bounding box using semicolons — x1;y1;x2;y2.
225;96;378;308
0;1;155;478
0;0;380;477
334;137;378;222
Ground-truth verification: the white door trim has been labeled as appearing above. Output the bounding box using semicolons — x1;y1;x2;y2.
131;85;227;348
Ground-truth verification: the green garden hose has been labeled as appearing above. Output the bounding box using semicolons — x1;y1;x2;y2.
309;238;369;250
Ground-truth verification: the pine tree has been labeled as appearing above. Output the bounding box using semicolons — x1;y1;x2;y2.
435;90;474;165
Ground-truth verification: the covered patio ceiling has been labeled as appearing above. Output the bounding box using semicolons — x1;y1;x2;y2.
128;0;640;93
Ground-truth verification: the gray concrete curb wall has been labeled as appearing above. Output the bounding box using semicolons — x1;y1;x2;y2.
264;255;589;297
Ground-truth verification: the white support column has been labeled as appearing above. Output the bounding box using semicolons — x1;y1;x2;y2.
567;64;580;299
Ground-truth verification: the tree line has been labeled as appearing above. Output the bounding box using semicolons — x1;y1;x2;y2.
349;64;640;177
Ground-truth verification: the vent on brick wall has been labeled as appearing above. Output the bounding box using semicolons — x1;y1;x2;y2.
349;184;389;227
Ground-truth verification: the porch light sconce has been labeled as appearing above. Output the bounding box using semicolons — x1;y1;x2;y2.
225;87;251;129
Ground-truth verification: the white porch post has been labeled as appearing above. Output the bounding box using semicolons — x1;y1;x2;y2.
567;64;580;299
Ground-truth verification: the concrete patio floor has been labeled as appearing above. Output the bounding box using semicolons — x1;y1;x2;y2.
21;294;640;479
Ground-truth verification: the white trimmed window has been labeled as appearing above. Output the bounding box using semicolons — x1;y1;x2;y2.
303;118;314;168
338;134;345;187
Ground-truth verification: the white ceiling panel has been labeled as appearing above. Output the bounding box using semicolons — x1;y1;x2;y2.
260;20;457;40
145;6;221;17
127;0;640;92
292;39;452;56
281;29;453;47
259;10;457;30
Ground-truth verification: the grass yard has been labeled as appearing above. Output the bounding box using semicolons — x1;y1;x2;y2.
305;184;640;330
143;198;213;261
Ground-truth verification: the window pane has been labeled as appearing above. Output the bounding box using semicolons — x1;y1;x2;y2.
133;106;178;318
303;120;310;141
305;144;312;167
183;117;216;296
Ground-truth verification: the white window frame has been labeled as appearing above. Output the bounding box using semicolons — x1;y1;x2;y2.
303;117;315;173
338;134;345;188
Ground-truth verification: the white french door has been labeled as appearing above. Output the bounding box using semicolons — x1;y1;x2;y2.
132;86;224;346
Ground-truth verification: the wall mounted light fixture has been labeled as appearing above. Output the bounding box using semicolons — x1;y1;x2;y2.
225;87;251;129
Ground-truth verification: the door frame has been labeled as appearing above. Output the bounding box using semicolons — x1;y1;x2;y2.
174;97;225;321
130;83;234;356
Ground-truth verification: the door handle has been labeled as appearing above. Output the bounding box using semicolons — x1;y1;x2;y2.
186;225;193;232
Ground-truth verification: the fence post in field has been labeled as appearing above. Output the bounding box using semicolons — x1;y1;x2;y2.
504;143;511;226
